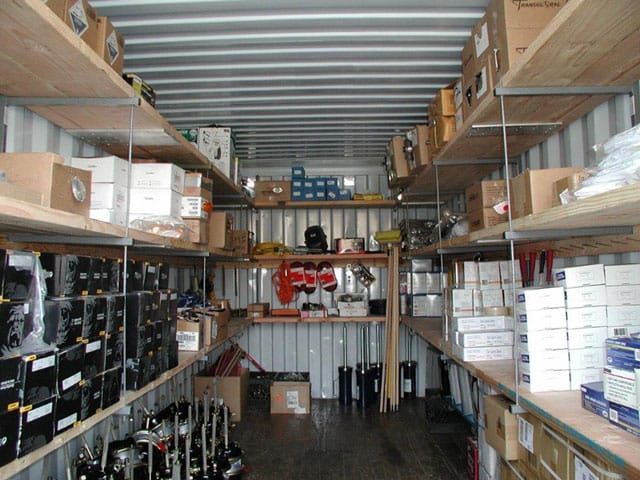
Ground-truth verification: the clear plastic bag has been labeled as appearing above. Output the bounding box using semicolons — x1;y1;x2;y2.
21;253;49;354
129;215;191;240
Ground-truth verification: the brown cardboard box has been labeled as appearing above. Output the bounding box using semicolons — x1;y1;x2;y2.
568;446;622;480
388;136;409;181
209;212;233;249
431;88;456;117
44;0;67;19
247;303;270;318
184;219;209;244
540;425;569;480
0;153;92;216
254;180;291;203
473;55;497;106
0;182;43;206
96;17;125;74
62;0;99;50
209;299;231;328
231;230;251;256
406;125;431;172
466;180;506;212
484;395;521;461
429;116;456;151
176;318;203;351
194;368;249;421
468;208;506;232
270;381;311;414
510;168;582;219
551;170;590;207
517;413;543;475
184;173;214;202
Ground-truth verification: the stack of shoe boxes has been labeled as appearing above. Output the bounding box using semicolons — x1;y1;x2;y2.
129;164;185;224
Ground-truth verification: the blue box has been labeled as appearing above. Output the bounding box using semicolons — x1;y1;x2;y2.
581;382;609;419
292;179;304;189
303;180;314;190
291;188;304;201
313;178;326;189
606;335;640;370
325;177;338;189
314;188;326;201
303;189;315;201
326;189;339;201
337;189;352;201
292;165;305;178
609;401;640;437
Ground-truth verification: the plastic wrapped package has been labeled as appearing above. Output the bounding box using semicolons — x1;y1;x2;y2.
128;215;191;240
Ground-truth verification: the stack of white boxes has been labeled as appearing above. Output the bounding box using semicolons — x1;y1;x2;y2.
410;258;444;317
448;260;520;362
605;264;640;337
129;164;185;224
71;155;129;227
516;287;570;392
554;264;607;390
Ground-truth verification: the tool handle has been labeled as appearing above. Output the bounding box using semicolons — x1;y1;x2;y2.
546;250;554;285
518;253;527;288
528;251;537;286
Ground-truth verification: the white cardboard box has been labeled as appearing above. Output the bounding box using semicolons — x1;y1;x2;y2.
518;329;568;352
516;287;565;311
129;188;182;217
607;306;640;326
567;326;608;350
451;289;474;316
456;330;514;348
553;264;605;288
71;155;129;185
478;262;501;290
452;315;514;332
411;273;441;294
605;264;640;286
473;289;483;316
565;285;607;308
181;196;209;219
566;306;607;329
520;367;571;393
499;260;522;289
411;294;443;317
90;208;126;227
570;368;603;390
91;183;127;210
569;348;605;369
453;344;513;362
603;367;638;409
481;289;504;309
515;308;566;332
608;325;640;338
519;349;570;371
607;285;640;306
131;163;185;193
197;127;234;178
463;261;479;288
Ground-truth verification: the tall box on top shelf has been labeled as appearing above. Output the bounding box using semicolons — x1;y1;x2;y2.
96;16;125;75
510;168;581;219
197;127;234;179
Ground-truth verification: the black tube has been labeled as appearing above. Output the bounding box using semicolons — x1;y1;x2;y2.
338;366;353;405
401;361;417;400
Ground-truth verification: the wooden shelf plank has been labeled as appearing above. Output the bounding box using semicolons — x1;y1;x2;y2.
252;200;397;209
0;0;248;205
401;316;640;479
0;318;252;479
254;316;385;324
250;252;389;269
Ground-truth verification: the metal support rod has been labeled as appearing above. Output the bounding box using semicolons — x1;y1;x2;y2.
435;164;447;342
432;158;517;166
504;226;635;241
6;96;141;107
203;255;207;308
5;234;133;246
632;80;640;127
494;85;632;97
125;103;135;238
0;95;7;153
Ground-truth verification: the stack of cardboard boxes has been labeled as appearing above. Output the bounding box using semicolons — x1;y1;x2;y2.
465;180;507;232
401;259;443;317
129;164;185;223
182;173;213;245
290;165;350;202
427;88;457;157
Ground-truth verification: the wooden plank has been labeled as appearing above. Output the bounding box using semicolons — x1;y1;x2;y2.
255;316;386;324
249;252;389;269
407;163;503;197
252;200;397;209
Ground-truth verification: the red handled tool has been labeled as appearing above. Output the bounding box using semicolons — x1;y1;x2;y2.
546;250;554;285
518;252;528;288
528;251;537;287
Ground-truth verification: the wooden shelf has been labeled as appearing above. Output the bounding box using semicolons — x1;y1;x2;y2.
404;0;640;198
0;318;252;479
254;316;385;324
401;316;640;479
252;199;397;209
0;1;248;205
250;252;388;268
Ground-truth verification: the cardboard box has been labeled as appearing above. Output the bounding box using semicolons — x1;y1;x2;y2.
231;230;251;256
519;349;570;372
481;289;504;309
605;264;640;286
411;273;441;295
565;285;607;309
405;125;431;171
607;285;640;306
567;327;608;350
603;367;638;409
516;307;566;332
553;264;605;288
570;368;603;390
181;196;211;219
451;289;474;316
607;305;640;326
581;382;609;420
270;381;311;414
466;180;506;212
605;335;640;370
131;163;185;193
90;183;127;210
484;395;521;461
432;87;456;117
609;401;640;437
184;173;213;202
18;397;55;457
184;219;209;244
452;315;513;332
468;208;505;232
457;330;513;348
176;319;203;351
540;426;570;480
499;260;522;289
209;299;231;329
510;168;582;219
194;368;249;421
453;344;512;362
516;287;565;310
62;0;98;50
247;303;270;318
208;212;233;249
478;262;501;290
96;16;124;74
472;55;496;105
254;180;291;203
429;116;456;151
197;127;234;178
91;208;126;227
0;153;91;216
551;171;590;207
71;156;129;186
411;294;442;317
129;189;182;217
566;306;607;329
518;330;568;352
387;136;410;182
520;366;571;393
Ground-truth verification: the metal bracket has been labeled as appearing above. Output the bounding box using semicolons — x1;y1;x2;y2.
6;233;133;246
632;80;640;126
469;122;561;137
494;85;632;97
6;97;141;107
130;245;210;257
509;404;527;415
0;95;6;153
433;158;516;166
437;244;509;255
504;226;635;241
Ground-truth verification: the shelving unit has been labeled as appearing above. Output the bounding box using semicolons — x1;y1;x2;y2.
253;316;385;324
402;317;638;478
250;252;388;268
253;199;397;209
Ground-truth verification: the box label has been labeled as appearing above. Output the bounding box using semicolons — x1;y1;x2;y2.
32;355;55;372
177;331;199;350
27;401;53;423
68;0;89;36
62;372;82;391
58;412;78;432
518;416;534;453
286;390;299;409
106;31;119;64
574;456;598;480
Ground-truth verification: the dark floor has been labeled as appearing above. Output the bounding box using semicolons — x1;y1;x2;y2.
233;398;470;480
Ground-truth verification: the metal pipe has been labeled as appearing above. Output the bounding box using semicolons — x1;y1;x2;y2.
202;423;208;475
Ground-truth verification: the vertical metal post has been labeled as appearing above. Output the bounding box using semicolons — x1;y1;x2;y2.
632;80;640;127
0;95;7;153
435;165;447;341
203;256;207;308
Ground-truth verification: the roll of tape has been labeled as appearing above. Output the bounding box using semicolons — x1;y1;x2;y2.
483;306;511;316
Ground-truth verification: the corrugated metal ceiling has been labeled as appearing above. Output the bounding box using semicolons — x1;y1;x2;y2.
92;0;488;167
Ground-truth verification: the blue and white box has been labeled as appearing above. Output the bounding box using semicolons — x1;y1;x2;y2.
325;177;339;189
609;401;640;437
291;179;304;189
303;189;315;201
303;180;314;190
580;382;609;419
313;178;326;190
603;366;638;409
291;188;304;201
337;189;352;200
291;165;305;178
314;189;326;201
606;335;640;370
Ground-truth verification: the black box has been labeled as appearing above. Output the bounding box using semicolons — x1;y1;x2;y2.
0;251;35;302
143;263;157;291
105;332;123;370
126;325;152;359
152;320;163;350
0;410;19;467
41;254;91;297
0;356;22;412
167;341;179;370
126;356;152;391
126;292;152;328
83;296;107;339
44;297;84;349
150;290;161;322
148;352;158;382
80;374;103;421
168;290;178;319
158;263;170;290
83;337;105;379
0;301;28;358
158;290;171;322
88;258;104;295
54;386;80;435
124;260;145;292
105;294;125;335
18;396;55;457
157;347;167;374
56;343;84;394
20;351;56;407
103;258;121;293
101;367;121;409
